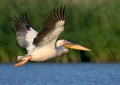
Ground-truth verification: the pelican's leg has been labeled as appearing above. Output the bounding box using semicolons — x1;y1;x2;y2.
14;55;32;67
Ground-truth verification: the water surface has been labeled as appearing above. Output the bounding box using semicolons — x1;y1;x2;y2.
0;63;120;85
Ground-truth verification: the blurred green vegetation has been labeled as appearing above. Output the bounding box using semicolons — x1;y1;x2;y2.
0;0;120;63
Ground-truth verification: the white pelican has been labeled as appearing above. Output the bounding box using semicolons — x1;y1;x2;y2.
14;6;91;67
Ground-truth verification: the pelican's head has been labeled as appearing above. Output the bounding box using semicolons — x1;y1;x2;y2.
56;39;91;51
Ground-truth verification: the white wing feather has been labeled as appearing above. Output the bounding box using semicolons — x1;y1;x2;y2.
26;27;38;54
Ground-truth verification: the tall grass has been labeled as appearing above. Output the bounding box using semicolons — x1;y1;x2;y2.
0;0;120;63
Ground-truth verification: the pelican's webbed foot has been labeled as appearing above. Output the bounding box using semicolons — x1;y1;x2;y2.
14;55;32;67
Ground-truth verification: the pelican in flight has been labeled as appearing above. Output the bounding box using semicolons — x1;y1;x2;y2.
14;6;90;67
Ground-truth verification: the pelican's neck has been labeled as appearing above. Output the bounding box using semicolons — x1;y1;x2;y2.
55;46;68;56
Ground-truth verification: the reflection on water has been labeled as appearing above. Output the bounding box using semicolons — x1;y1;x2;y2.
0;63;120;85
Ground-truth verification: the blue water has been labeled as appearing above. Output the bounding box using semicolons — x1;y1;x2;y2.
0;63;120;85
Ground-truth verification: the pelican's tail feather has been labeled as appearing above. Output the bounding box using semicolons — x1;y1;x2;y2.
17;56;26;61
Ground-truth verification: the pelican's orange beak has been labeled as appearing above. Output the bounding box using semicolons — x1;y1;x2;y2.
63;42;91;51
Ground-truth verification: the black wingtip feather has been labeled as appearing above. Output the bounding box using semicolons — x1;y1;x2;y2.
14;13;30;31
48;6;66;21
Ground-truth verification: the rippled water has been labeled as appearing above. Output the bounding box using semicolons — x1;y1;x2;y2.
0;63;120;85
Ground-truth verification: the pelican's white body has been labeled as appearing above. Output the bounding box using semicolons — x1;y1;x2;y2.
30;44;57;61
30;21;65;61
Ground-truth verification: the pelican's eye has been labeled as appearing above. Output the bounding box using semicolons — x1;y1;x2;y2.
63;40;67;44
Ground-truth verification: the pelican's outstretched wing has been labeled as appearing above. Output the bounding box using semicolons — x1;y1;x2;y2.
33;6;65;47
14;14;38;53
